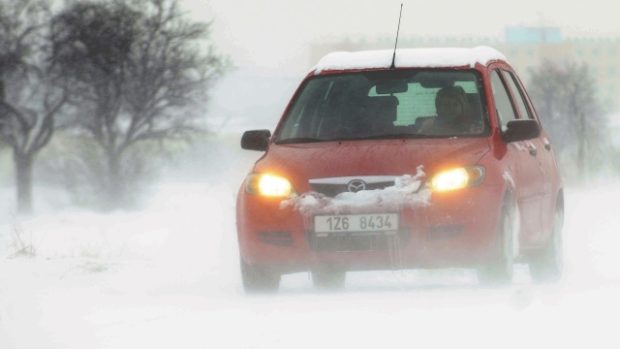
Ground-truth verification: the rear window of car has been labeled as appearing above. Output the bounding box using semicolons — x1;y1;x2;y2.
275;69;489;143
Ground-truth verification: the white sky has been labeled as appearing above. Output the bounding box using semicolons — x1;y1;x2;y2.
184;0;620;75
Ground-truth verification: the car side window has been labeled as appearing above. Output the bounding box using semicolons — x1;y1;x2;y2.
490;70;518;130
503;70;533;120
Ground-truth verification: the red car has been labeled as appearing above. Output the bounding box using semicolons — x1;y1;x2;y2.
236;47;563;292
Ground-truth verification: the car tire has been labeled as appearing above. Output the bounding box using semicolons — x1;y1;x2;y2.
311;266;346;290
477;199;515;286
240;259;280;293
529;206;563;283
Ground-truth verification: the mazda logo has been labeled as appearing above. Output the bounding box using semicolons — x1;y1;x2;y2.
347;179;367;193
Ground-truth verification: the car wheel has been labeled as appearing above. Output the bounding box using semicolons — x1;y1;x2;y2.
529;206;563;283
478;200;515;286
240;259;280;293
311;266;346;290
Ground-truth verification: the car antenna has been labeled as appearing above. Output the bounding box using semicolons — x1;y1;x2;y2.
390;3;404;70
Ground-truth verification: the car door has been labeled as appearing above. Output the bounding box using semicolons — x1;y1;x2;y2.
504;70;557;241
489;68;544;244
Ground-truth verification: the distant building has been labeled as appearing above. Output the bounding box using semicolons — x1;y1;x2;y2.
309;26;620;108
505;26;563;43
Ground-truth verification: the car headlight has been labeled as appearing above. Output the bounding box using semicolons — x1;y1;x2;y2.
246;173;295;198
430;166;485;192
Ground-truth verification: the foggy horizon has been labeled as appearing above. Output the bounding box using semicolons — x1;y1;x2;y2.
188;0;620;75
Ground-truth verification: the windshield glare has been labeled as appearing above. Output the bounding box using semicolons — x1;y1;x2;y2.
275;70;488;143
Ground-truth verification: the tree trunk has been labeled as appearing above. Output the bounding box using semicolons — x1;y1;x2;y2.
14;151;34;214
105;151;124;209
577;111;586;181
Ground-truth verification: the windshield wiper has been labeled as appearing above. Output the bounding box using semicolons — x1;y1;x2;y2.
276;133;441;144
348;133;433;140
275;137;328;144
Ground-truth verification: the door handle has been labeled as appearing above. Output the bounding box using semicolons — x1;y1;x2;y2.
528;145;537;156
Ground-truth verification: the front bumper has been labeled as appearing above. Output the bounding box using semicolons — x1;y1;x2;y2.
236;185;504;274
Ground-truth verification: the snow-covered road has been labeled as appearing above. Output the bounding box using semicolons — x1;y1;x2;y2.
1;172;619;348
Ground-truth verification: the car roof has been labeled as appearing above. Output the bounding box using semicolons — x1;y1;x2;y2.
312;46;507;74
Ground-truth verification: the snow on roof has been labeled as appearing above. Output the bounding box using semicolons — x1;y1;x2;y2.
312;46;507;74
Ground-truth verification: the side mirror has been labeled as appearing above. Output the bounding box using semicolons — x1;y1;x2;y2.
241;129;271;151
503;119;540;143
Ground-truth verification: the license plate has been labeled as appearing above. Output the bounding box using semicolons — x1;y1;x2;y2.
314;214;399;234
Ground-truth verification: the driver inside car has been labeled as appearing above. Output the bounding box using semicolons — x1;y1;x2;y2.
419;85;482;135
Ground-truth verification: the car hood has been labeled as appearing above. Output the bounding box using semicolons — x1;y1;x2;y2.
253;138;490;191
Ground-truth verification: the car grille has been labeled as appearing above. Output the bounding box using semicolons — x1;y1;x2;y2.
308;176;397;197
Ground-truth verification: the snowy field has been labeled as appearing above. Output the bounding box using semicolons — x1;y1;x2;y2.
1;138;619;348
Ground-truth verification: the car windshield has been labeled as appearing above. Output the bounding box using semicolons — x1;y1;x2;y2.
275;70;489;143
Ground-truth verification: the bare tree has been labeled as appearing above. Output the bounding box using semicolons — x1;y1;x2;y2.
0;0;68;213
50;0;226;208
528;60;607;181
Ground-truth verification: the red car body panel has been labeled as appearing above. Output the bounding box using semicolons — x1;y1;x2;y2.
236;58;562;274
